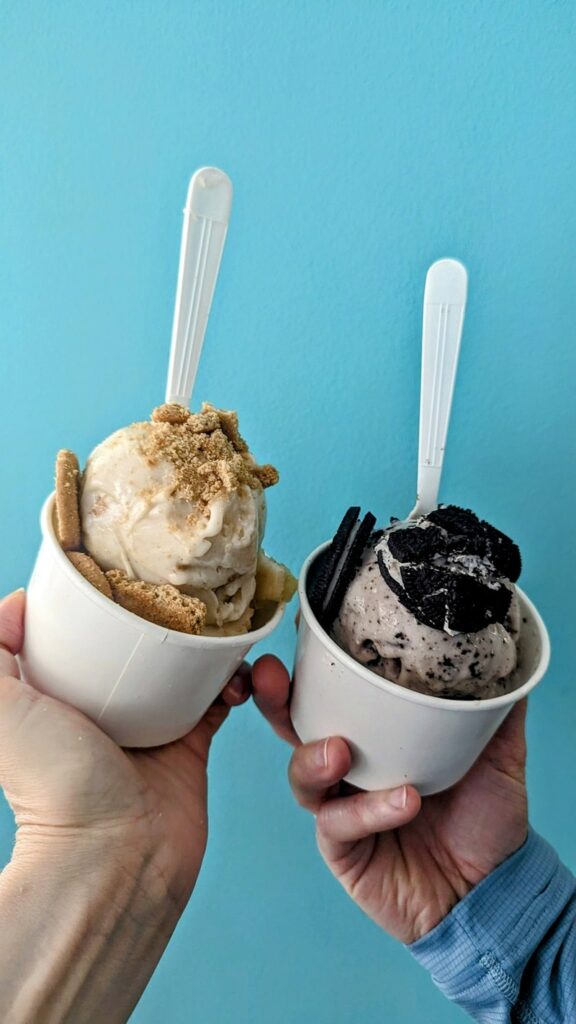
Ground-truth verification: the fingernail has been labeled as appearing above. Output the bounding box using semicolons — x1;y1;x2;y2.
387;785;407;810
228;675;245;698
315;738;330;768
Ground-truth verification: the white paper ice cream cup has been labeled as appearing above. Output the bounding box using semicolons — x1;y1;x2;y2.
20;494;285;748
291;542;550;795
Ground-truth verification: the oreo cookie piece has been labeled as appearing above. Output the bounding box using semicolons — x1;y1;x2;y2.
480;521;522;582
307;507;360;616
308;507;376;631
427;505;481;537
380;557;513;634
377;504;520;634
428;505;521;581
387;523;447;563
401;564;453;631
379;558;449;630
446;575;513;633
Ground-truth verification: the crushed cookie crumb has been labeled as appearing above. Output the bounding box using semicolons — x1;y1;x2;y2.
152;403;191;425
214;405;249;452
187;409;221;433
253;463;280;488
138;403;278;516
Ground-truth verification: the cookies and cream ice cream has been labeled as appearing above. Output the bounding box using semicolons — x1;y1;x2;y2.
333;539;520;699
55;402;296;637
309;505;523;700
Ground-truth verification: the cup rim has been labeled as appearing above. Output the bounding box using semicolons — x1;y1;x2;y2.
298;541;551;712
41;493;285;647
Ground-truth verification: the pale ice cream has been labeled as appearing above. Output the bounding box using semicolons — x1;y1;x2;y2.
80;402;293;635
326;505;523;700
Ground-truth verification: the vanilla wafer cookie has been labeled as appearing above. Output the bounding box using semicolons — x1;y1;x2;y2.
67;552;113;599
106;570;206;634
55;449;82;550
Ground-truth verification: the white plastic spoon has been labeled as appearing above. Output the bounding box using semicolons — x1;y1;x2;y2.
165;167;233;407
409;258;468;519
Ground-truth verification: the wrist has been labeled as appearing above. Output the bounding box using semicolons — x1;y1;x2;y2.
13;808;201;903
1;826;190;1023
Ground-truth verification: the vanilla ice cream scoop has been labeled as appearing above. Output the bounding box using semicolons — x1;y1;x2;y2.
81;403;280;632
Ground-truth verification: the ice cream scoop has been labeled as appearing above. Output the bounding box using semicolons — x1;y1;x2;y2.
332;507;522;699
81;403;277;632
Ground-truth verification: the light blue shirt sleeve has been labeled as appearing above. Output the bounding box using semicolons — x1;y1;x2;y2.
409;828;576;1023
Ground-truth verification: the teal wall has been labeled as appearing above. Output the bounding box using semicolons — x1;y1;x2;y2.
1;3;575;1021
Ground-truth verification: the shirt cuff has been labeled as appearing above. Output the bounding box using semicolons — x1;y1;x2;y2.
409;828;574;1014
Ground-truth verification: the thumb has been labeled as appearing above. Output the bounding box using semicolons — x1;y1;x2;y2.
0;590;26;677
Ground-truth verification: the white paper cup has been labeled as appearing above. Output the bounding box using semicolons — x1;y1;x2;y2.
20;494;285;748
292;542;550;795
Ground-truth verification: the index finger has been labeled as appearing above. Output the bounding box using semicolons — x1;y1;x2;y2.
0;590;25;678
288;736;352;812
252;655;300;746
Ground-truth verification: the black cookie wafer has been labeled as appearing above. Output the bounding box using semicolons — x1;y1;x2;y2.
446;574;513;633
378;504;520;634
379;555;513;633
427;505;521;581
480;521;522;582
308;507;376;630
427;505;481;537
387;523;446;563
321;511;376;629
307;507;360;617
378;557;449;631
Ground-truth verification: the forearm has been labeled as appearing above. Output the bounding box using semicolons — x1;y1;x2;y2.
410;829;576;1023
0;831;188;1024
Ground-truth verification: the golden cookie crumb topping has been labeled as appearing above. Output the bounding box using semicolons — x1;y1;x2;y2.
140;402;279;512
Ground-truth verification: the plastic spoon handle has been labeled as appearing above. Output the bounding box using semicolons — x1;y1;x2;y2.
165;167;233;407
409;258;468;519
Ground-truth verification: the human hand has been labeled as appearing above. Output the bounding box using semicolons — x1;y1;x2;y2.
0;588;251;1023
0;588;249;897
252;655;528;944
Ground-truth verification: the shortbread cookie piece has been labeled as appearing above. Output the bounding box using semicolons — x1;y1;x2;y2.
67;551;113;599
106;570;206;635
55;449;82;550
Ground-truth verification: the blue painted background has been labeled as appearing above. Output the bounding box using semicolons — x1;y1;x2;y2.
1;3;575;1021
